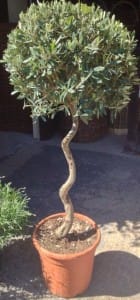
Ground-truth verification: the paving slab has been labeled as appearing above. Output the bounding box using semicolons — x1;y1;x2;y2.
0;131;139;300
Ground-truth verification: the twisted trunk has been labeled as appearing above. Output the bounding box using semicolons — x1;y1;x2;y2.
55;107;79;238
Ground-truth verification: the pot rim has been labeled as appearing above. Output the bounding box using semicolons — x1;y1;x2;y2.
32;212;101;260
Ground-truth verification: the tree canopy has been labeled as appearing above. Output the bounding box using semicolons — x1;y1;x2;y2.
2;0;139;121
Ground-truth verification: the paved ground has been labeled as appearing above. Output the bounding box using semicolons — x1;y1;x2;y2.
0;131;140;300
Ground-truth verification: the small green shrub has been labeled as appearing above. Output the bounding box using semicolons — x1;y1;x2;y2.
0;179;33;248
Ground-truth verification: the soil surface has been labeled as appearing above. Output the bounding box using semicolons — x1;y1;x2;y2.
37;216;97;254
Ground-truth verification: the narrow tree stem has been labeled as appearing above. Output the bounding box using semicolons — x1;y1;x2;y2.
55;108;79;238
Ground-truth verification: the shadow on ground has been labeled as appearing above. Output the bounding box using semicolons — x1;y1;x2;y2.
7;145;140;240
0;238;48;300
0;238;140;299
83;251;140;298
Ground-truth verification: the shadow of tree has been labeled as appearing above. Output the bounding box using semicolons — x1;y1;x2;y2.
0;237;54;300
83;251;140;298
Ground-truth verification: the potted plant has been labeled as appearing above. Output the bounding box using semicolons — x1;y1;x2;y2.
0;179;33;250
2;1;139;297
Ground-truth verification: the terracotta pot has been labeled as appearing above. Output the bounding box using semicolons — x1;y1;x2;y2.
32;212;101;298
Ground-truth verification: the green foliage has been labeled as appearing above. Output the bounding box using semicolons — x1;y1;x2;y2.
2;0;139;122
0;179;33;249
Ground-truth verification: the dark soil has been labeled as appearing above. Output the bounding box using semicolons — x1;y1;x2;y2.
36;216;97;254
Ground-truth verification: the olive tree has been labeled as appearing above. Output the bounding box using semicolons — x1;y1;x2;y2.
2;0;139;238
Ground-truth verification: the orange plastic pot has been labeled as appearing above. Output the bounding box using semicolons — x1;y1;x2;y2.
32;212;101;298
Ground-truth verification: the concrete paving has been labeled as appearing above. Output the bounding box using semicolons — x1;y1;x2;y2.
0;131;140;300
